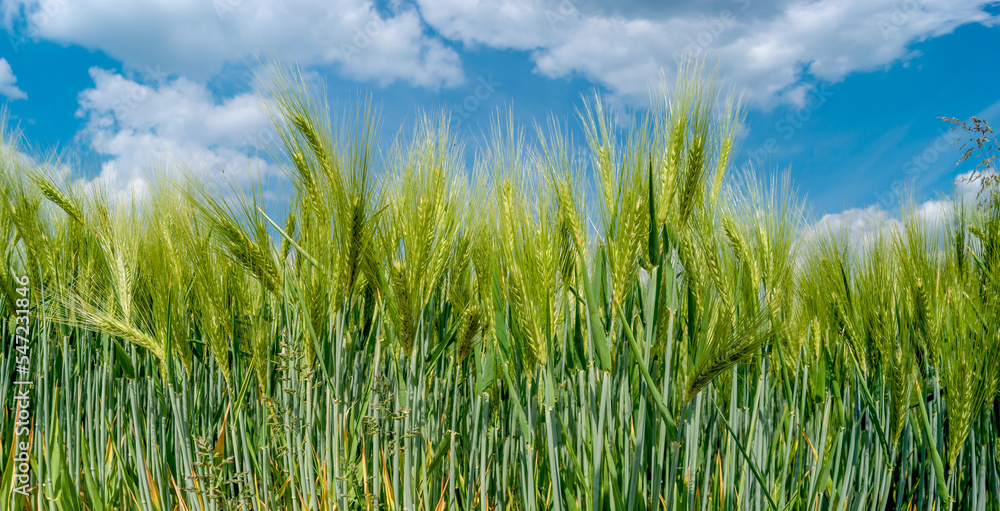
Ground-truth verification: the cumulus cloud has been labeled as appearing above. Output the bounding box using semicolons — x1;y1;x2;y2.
2;0;463;89
417;0;998;106
0;58;26;100
802;169;994;251
73;67;278;200
4;0;995;106
955;168;998;203
806;204;900;250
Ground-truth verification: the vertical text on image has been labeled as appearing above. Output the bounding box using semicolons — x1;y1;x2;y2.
11;275;33;497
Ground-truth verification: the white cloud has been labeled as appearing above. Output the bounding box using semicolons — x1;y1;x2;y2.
913;198;954;225
807;204;901;249
5;0;994;107
955;168;998;203
0;58;26;100
2;0;463;89
73;68;279;199
802;169;995;251
416;0;998;106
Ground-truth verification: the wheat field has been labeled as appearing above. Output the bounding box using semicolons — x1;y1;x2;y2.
1;63;999;510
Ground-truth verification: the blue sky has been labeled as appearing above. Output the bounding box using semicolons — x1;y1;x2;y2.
0;0;998;228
